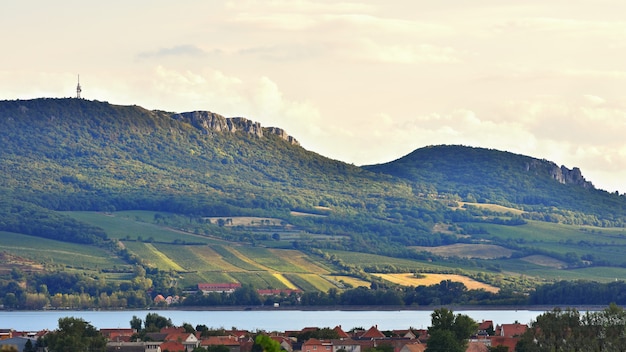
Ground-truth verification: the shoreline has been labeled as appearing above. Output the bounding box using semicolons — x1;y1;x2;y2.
4;304;612;313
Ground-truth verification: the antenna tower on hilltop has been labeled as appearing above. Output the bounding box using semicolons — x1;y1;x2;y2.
76;74;82;99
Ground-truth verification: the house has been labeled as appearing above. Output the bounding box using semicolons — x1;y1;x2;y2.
200;335;241;352
356;326;386;340
488;336;519;351
331;338;362;352
101;328;136;342
333;326;351;339
391;329;417;339
496;323;527;338
270;336;293;352
198;283;242;294
302;338;333;352
160;340;185;352
164;332;199;352
0;337;36;352
477;320;494;337
465;341;489;352
0;329;13;340
106;341;162;352
397;341;426;352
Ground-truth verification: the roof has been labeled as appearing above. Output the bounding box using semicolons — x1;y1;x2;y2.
399;342;426;352
201;336;241;346
334;326;350;339
465;341;489;352
160;341;185;352
360;326;386;339
489;336;519;351
477;320;493;330
498;323;527;337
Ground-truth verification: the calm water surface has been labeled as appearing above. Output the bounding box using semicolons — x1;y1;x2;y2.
0;309;545;331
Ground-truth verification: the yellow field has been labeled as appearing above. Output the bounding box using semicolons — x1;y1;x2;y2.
272;273;298;289
373;273;499;293
144;243;185;271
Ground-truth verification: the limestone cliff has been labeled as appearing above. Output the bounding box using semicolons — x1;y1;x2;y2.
525;160;594;189
171;111;299;145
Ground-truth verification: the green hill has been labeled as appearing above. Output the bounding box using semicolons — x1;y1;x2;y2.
2;98;626;308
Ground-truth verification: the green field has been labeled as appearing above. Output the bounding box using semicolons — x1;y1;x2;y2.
235;247;307;272
64;211;213;244
0;231;128;273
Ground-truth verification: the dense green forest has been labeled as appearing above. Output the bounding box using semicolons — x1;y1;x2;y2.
2;98;626;309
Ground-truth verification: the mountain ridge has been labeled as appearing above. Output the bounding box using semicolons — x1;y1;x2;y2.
3;97;626;305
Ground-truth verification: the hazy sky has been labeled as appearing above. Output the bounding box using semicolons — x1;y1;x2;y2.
2;1;625;193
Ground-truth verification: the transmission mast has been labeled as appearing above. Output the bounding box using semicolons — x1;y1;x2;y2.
76;74;82;99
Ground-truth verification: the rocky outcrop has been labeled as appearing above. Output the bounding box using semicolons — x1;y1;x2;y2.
525;160;594;189
171;111;298;145
265;127;299;145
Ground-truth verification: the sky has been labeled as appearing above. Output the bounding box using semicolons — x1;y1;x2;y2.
2;1;625;193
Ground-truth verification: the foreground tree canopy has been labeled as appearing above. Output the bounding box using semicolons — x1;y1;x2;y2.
516;303;626;351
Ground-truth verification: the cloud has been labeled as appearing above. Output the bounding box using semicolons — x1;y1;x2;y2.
138;45;208;59
149;66;323;139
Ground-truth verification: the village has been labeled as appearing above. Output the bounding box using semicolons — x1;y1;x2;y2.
0;317;526;352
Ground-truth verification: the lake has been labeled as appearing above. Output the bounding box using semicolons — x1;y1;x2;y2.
0;309;547;331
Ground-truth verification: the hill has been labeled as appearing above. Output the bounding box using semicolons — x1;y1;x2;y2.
364;145;626;225
2;98;626;308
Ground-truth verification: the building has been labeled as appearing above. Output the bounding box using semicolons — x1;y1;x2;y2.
198;283;242;294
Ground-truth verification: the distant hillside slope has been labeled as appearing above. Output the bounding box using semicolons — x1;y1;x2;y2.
0;98;443;250
364;145;626;221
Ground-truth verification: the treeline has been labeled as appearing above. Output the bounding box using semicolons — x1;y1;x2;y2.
529;280;626;305
0;197;108;244
0;267;176;310
517;304;626;351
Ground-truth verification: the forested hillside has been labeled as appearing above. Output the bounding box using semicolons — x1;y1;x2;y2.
365;145;626;226
3;98;626;309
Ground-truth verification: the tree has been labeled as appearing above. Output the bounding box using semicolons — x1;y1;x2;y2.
425;308;477;352
130;315;143;331
144;312;173;332
254;334;282;352
43;317;106;352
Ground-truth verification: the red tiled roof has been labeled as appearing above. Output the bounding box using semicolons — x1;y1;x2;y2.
498;323;527;338
334;326;350;339
489;336;519;351
160;341;185;352
201;336;240;346
360;326;386;339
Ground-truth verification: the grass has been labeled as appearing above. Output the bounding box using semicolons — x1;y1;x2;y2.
411;244;514;259
65;211;212;244
228;272;288;289
187;246;243;272
235;247;306;272
298;274;338;292
210;245;265;271
457;202;525;215
327;275;370;288
373;273;500;293
282;273;320;291
272;273;298;289
0;231;126;272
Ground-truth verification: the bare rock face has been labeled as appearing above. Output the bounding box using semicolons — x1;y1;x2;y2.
265;127;299;145
171;111;299;145
526;159;594;189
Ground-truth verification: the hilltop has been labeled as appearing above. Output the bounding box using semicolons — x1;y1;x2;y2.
2;98;626;309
